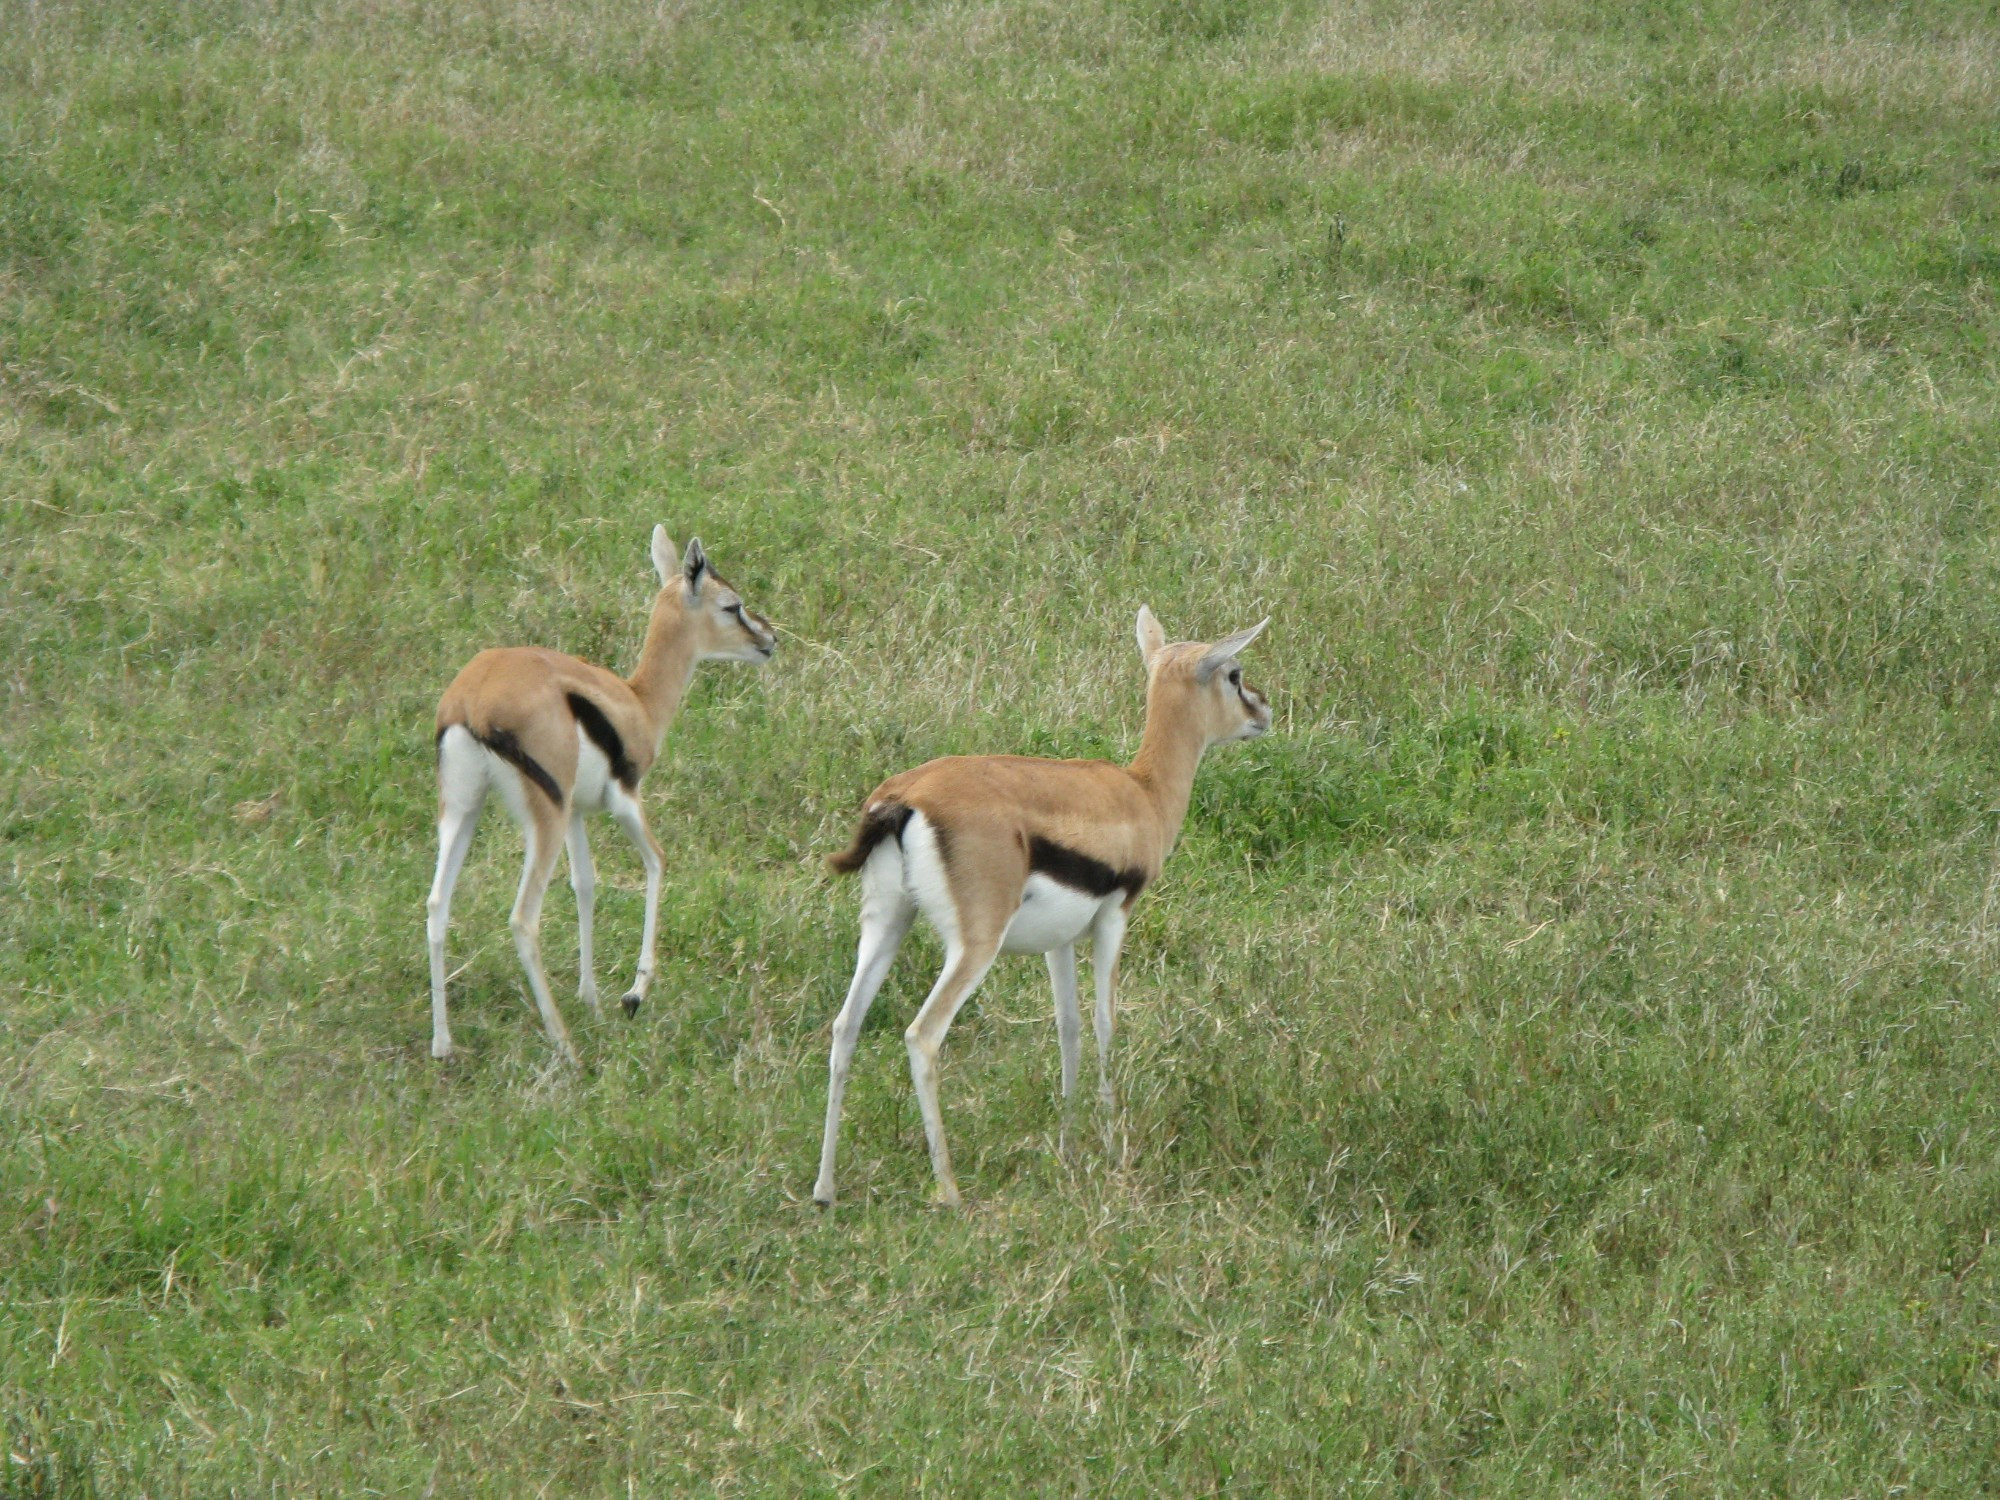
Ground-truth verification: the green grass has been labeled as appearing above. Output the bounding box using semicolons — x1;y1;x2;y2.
6;0;2000;1490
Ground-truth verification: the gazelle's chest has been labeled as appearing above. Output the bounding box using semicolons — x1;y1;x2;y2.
1000;875;1118;953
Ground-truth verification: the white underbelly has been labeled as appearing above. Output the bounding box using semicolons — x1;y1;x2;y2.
1001;874;1113;954
570;730;613;813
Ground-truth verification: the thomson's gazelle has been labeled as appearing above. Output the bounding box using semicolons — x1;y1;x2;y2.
814;607;1272;1206
427;526;776;1064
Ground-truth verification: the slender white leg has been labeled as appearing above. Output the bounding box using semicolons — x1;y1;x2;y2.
813;888;917;1206
607;786;663;1016
1091;905;1129;1151
905;939;1001;1207
566;816;600;1014
509;814;578;1065
425;771;486;1061
1047;943;1082;1155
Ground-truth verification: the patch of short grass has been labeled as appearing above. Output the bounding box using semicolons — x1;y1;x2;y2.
5;0;2000;1491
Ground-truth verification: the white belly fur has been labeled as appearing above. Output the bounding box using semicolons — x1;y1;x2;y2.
570;728;613;813
1001;873;1116;954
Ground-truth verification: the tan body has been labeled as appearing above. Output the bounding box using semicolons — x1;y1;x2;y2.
426;527;775;1064
814;607;1272;1207
864;753;1171;902
437;647;669;804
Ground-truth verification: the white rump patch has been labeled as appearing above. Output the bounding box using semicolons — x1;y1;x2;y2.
898;811;960;949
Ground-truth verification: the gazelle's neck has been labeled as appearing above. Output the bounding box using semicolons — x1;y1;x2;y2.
1127;685;1209;856
627;594;700;751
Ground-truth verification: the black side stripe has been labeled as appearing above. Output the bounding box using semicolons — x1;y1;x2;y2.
566;692;637;789
1028;836;1146;898
472;725;563;806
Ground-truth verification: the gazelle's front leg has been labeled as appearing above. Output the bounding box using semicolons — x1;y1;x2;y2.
1046;943;1082;1156
566;816;600;1014
1090;904;1129;1152
905;936;1001;1208
606;784;664;1016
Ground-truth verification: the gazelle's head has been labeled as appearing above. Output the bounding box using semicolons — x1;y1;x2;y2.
1135;606;1272;746
651;525;777;664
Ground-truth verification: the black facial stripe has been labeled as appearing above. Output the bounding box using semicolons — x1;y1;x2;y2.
566;692;638;789
1028;836;1146;899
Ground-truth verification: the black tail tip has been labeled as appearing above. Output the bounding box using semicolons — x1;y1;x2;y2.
827;800;912;875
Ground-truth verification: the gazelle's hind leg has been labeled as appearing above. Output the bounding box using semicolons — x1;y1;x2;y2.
1047;943;1082;1156
896;810;1013;1206
606;782;664;1016
814;844;917;1207
566;817;600;1015
510;799;579;1065
904;934;1002;1208
427;728;489;1060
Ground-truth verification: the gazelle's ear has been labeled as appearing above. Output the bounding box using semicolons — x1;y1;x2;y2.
1136;605;1166;668
1196;617;1269;681
683;536;709;597
651;525;678;588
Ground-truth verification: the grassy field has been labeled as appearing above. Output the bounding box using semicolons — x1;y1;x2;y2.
5;0;2000;1491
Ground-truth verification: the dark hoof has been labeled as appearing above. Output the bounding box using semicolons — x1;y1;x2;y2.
621;992;641;1017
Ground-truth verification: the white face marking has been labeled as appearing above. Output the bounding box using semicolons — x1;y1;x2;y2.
708;588;777;662
1215;663;1271;740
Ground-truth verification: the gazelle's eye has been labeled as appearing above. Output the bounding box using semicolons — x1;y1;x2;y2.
1227;667;1242;687
726;602;744;618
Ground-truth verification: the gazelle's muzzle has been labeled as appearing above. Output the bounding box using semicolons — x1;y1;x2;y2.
1241;686;1272;737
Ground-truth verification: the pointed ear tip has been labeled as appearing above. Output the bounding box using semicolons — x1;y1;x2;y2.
1135;605;1163;655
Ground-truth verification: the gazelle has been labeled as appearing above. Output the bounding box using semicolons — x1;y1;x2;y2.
814;607;1272;1207
426;526;776;1064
